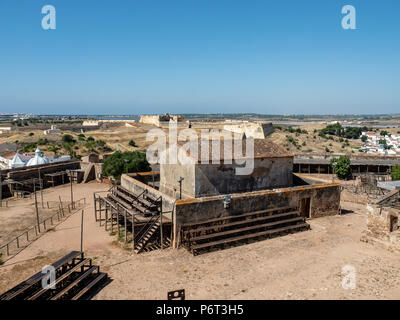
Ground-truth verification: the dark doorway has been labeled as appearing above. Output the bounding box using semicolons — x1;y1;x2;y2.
390;215;398;232
300;197;311;219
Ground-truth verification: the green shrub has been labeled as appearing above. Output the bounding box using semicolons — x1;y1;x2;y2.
391;165;400;181
62;134;75;143
330;156;351;180
103;151;151;179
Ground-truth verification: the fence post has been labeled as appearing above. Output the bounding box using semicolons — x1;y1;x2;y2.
160;212;163;249
93;193;97;222
124;208;127;243
105;202;108;231
80;210;84;253
59;196;64;216
117;204;120;236
99;197;102;226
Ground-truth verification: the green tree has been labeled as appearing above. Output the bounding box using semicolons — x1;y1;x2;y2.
103;151;151;179
62;134;75;143
330;156;351;180
361;135;367;143
391;165;400;181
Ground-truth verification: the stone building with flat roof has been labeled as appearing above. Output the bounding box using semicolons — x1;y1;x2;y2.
159;139;294;198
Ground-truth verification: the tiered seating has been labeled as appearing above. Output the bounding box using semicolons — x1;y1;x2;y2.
108;186;161;217
0;251;107;300
181;206;310;255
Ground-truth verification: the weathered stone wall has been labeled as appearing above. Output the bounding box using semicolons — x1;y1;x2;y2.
223;122;274;139
174;183;340;226
139;114;187;128
194;157;293;197
121;174;175;215
139;115;161;126
341;177;390;204
159;163;195;198
365;204;399;241
361;204;400;251
159;157;293;199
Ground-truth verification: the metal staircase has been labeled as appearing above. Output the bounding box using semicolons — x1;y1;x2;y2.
133;215;161;253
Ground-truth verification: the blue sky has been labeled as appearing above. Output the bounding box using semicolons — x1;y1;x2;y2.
0;0;399;115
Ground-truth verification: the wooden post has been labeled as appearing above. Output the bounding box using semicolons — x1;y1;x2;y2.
0;174;2;208
111;205;114;233
38;169;44;209
93;193;98;222
99;197;102;226
34;184;40;233
80;210;84;252
117;204;120;236
124;207;127;243
160;212;163;249
69;171;74;209
59;196;64;215
105;202;108;231
132;216;135;251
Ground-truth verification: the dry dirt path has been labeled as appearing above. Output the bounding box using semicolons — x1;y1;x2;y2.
1;189;400;300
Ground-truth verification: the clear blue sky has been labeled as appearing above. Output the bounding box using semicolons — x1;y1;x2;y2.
0;0;399;115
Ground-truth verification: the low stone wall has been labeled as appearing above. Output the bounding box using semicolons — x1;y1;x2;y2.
121;174;175;215
172;183;340;247
341;184;390;205
362;204;400;251
175;183;340;224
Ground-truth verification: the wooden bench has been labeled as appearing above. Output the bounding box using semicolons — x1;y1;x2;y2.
181;206;294;229
0;251;83;300
190;216;304;242
191;223;309;253
183;211;299;238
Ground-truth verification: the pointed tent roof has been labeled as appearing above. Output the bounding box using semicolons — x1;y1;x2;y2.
26;148;49;166
9;152;26;168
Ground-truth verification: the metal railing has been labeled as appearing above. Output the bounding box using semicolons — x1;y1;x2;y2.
0;197;86;261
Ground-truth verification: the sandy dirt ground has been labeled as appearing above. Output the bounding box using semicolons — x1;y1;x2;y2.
0;186;85;246
1;182;400;300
